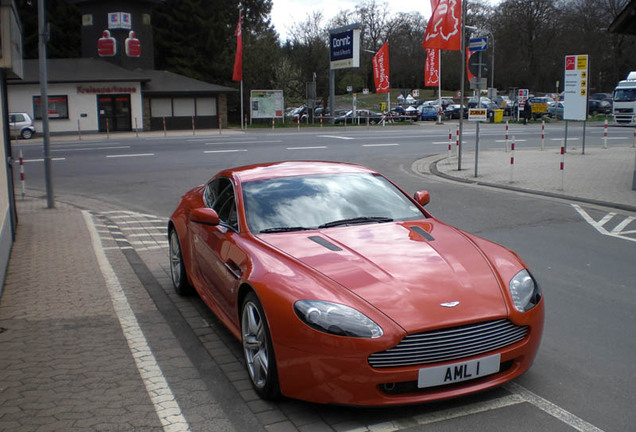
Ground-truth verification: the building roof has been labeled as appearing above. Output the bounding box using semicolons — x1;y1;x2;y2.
609;0;636;34
138;69;237;96
11;58;151;84
9;58;237;96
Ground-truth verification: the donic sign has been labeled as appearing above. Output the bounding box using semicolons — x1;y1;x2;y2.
330;28;360;70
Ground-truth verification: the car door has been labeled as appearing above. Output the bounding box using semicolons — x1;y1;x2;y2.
191;178;246;322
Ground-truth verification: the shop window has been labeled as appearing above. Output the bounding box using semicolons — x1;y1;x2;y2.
150;98;172;117
196;98;217;116
33;95;69;120
173;98;195;116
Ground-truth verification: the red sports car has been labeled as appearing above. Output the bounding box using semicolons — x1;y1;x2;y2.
168;161;544;406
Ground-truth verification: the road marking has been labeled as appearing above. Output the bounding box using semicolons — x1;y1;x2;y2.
551;137;579;141
286;146;327;150
82;211;191;432
52;146;131;152
340;382;604;432
504;382;605;432
572;204;636;242
23;157;66;162
205;140;282;145
106;153;154;158
203;149;247;153
495;139;527;142
317;135;354;140
362;143;400;147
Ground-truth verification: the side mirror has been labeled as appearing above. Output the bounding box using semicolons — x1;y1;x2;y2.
414;190;430;206
190;208;220;226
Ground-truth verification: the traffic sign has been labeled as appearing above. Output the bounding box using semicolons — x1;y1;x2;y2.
469;37;488;52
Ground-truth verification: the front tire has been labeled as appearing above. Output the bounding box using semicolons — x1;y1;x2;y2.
169;228;192;296
241;292;280;400
21;129;33;139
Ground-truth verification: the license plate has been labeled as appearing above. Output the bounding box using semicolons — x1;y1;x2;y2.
417;354;501;388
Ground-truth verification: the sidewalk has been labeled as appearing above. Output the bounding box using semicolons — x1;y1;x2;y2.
430;144;636;212
0;198;242;432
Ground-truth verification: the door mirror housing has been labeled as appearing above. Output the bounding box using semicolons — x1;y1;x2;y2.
190;208;221;226
414;190;430;206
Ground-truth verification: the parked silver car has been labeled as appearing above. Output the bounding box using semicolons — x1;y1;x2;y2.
9;112;36;139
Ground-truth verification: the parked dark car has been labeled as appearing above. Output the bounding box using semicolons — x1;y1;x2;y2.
334;110;383;125
444;104;468;119
588;99;612;115
420;105;438;121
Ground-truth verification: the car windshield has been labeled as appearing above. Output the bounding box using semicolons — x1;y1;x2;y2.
614;88;636;102
242;173;425;234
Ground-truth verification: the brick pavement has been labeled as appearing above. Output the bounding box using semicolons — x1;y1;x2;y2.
0;198;240;432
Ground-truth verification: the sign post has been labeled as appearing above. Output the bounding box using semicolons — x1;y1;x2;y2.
563;54;589;151
328;24;361;124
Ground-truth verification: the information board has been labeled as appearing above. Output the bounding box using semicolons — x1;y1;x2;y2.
250;90;284;119
563;54;588;121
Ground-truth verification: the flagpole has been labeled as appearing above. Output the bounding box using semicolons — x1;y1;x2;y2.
437;49;442;124
240;80;244;130
458;0;466;171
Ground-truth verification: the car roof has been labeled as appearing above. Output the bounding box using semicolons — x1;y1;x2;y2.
221;161;376;183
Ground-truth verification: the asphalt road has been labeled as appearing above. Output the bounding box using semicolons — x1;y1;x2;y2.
11;121;636;431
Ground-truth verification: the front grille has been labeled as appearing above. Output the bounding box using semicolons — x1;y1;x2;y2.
369;319;527;368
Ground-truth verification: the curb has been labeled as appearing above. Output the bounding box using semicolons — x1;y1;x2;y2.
429;155;636;213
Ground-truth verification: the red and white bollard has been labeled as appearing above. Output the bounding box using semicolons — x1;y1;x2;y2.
509;137;515;183
541;120;545;151
297;116;300;131
560;144;566;190
448;128;452;161
19;149;25;198
320;115;323;128
272;118;275;130
603;119;608;149
162;116;167;137
455;126;460;158
505;120;510;152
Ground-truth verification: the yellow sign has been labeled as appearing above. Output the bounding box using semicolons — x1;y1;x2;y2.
468;108;487;121
531;103;548;114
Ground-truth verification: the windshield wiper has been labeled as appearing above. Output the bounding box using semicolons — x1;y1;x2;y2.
319;216;393;229
259;226;313;234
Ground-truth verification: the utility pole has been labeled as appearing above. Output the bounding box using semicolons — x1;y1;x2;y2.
38;0;54;208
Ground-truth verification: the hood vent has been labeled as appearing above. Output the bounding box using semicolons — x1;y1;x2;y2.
409;225;435;241
308;236;342;251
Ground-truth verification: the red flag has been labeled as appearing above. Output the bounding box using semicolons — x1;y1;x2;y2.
425;48;440;87
422;0;462;51
372;42;390;93
232;11;243;82
466;50;476;82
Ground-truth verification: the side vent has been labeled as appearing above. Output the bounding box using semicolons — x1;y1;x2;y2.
308;236;342;251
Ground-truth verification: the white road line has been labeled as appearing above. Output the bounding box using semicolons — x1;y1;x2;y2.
495;139;527;142
572;204;636;243
106;153;155;158
24;157;66;162
286;146;327;150
205;140;282;145
362;143;400;147
317;135;354;140
504;382;605;432
203;149;247;153
52;146;131;152
82;211;191;432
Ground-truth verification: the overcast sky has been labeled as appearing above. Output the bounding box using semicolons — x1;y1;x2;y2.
270;1;433;41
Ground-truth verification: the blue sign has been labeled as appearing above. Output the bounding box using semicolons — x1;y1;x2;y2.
469;37;488;52
329;27;360;70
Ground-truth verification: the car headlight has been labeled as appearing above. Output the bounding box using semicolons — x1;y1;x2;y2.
294;300;383;338
509;269;542;312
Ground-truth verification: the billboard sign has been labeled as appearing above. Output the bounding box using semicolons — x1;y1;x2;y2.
563;54;588;121
330;27;360;70
250;90;284;119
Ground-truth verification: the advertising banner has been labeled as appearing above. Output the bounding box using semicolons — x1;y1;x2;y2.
563;54;588;121
425;48;440;87
372;42;390;93
422;0;462;51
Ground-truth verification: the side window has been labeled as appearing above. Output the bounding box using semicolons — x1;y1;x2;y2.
203;180;218;208
208;178;238;231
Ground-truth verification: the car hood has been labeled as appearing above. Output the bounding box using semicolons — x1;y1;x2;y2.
259;221;510;332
